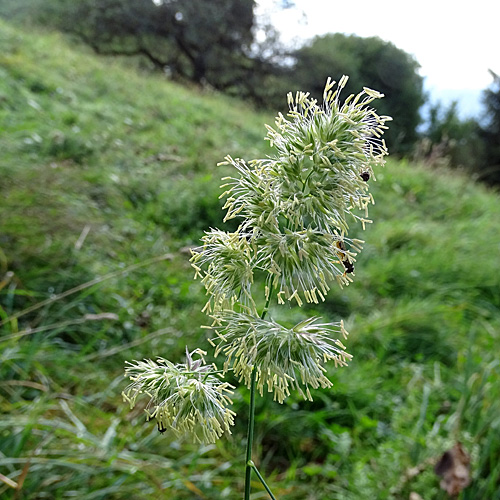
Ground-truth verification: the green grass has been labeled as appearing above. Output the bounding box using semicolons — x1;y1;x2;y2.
1;19;500;499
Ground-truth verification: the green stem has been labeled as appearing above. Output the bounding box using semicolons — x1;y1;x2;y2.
244;294;274;500
244;367;257;500
249;461;277;500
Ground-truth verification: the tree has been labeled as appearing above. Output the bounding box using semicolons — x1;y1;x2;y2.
20;0;291;106
289;33;425;154
51;0;254;82
422;101;485;172
17;0;273;101
479;70;500;185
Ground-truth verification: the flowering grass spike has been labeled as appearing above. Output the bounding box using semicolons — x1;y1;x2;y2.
211;76;391;306
124;76;390;499
209;311;351;403
123;349;235;444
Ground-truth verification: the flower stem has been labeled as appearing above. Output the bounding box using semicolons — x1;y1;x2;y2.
244;366;257;500
249;461;277;500
244;294;273;499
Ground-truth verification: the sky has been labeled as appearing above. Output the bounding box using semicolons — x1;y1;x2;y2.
255;0;500;118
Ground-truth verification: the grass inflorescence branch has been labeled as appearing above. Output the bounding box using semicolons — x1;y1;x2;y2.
123;76;390;497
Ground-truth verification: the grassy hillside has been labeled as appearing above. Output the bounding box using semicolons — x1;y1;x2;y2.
1;20;500;499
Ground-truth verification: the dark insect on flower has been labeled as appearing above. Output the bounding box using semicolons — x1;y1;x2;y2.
147;415;167;433
342;259;355;274
360;171;370;182
335;240;355;274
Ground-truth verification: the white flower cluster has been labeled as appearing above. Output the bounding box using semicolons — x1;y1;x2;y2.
125;77;390;443
209;311;351;403
123;349;235;444
194;76;390;308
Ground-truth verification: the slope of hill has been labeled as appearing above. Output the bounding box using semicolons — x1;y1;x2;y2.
1;20;499;499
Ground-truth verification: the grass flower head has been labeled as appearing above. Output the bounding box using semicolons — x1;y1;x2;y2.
122;348;236;444
125;76;390;465
191;228;254;312
210;311;352;403
216;77;390;305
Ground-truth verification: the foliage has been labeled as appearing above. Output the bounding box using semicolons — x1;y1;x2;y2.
0;0;286;106
479;70;500;185
415;73;500;189
60;0;254;80
1;21;500;499
418;100;486;172
289;33;425;155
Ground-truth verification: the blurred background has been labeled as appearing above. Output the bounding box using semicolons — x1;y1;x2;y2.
0;1;499;499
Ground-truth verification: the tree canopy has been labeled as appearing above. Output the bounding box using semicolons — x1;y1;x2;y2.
422;101;485;172
56;0;254;81
480;71;500;185
22;0;284;103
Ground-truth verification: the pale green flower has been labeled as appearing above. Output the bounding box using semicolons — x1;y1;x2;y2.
220;157;277;232
191;228;254;312
222;77;390;234
122;349;235;444
217;77;390;305
255;229;364;305
209;312;352;403
125;77;390;446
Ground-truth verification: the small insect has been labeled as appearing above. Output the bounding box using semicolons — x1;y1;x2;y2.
147;415;167;433
360;171;370;182
334;239;354;274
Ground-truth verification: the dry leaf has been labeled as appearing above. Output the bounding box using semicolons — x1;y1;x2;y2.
434;442;471;496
